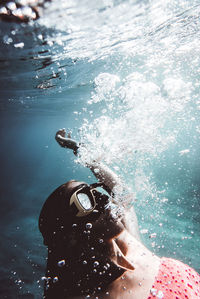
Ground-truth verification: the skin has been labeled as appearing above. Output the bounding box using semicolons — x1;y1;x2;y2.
68;232;160;299
55;129;140;239
53;132;161;299
100;232;160;299
0;0;52;23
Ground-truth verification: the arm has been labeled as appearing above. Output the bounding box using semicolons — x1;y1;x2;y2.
55;129;122;192
87;162;122;194
55;129;140;240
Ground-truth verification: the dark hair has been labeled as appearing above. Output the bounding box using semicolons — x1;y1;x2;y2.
44;237;125;298
39;182;86;246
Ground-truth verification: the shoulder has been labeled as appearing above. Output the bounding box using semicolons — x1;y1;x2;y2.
160;257;200;278
149;257;200;298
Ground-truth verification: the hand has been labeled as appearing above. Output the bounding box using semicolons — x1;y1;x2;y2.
55;128;67;147
55;128;79;155
55;128;66;139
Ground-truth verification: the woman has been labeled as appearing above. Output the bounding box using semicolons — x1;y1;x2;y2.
0;0;50;22
39;129;200;298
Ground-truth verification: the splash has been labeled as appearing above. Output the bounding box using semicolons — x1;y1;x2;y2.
77;69;197;206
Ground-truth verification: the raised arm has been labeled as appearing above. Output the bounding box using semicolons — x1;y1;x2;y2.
87;162;122;193
55;129;122;192
55;129;140;239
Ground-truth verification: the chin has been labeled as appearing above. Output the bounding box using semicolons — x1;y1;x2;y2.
92;209;125;241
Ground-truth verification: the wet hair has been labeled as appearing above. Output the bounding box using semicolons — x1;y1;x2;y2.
43;238;124;298
39;181;125;298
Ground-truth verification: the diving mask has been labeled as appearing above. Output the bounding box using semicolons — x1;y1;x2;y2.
69;183;111;217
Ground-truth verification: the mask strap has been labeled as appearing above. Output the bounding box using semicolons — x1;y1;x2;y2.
89;182;113;196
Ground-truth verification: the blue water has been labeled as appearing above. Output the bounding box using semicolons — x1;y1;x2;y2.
0;0;200;297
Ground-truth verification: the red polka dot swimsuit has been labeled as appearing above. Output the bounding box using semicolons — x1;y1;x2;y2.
147;258;200;299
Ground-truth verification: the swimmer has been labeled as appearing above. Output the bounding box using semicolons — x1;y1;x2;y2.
0;0;51;23
39;129;200;298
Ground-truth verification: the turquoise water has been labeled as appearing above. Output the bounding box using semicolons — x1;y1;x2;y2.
0;0;200;297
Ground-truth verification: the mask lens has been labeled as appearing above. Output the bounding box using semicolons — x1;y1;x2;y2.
77;193;93;210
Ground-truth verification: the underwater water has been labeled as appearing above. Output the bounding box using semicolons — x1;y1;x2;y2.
0;0;200;297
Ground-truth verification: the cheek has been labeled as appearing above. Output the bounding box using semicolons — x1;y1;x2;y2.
90;211;124;240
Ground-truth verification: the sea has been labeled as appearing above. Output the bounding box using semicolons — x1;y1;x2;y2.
0;0;200;297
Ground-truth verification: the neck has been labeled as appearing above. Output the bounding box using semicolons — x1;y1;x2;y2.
113;229;160;275
46;231;161;299
69;232;161;299
105;230;161;299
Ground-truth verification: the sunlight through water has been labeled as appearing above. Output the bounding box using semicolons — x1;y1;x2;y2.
0;0;200;297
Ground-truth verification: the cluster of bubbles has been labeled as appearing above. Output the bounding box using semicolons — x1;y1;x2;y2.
77;66;198;206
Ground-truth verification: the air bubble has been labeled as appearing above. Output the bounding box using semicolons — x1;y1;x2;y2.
93;261;99;267
3;35;13;45
7;2;17;10
106;263;110;268
140;229;149;234
0;7;8;14
149;233;157;239
53;276;59;283
86;223;93;229
14;42;24;48
150;288;157;296
45;284;49;290
57;259;65;267
157;290;164;298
